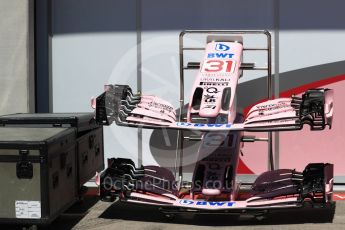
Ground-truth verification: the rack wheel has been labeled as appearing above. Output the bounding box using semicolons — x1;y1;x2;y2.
164;213;175;221
22;225;37;230
254;214;267;221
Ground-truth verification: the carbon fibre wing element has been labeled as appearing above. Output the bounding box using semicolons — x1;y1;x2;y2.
93;85;333;132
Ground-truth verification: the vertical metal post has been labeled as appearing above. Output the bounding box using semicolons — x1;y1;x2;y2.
136;0;143;167
265;31;274;171
274;0;281;170
174;32;186;184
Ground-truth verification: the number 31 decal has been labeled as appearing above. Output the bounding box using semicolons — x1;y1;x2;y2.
201;60;235;73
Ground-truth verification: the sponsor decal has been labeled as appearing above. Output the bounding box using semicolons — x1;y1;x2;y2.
201;60;235;73
245;118;296;125
205;87;220;94
258;104;291;112
179;200;235;207
207;53;234;59
208;44;234;59
198;87;221;110
204;94;217;103
201;74;231;79
202;105;216;109
255;102;290;110
200;77;229;82
147;101;174;113
176;122;232;128
247;108;295;120
200;82;229;86
215;43;230;51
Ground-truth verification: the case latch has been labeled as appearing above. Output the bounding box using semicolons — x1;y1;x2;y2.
16;150;33;179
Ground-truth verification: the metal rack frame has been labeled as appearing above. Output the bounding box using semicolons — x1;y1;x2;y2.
175;30;273;184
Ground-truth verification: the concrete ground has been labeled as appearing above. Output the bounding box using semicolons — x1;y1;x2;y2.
2;197;345;230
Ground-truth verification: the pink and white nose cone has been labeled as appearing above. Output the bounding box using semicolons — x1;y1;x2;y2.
197;41;243;118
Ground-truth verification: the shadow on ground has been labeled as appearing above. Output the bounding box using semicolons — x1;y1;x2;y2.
99;200;334;226
0;196;337;229
0;196;99;230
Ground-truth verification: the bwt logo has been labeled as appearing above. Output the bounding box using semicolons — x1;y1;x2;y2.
179;200;235;207
176;122;232;128
215;43;230;51
207;53;234;58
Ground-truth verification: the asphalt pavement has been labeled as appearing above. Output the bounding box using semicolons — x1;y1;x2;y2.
2;197;345;230
52;197;345;230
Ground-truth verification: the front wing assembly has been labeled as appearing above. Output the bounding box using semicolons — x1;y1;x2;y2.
99;158;334;218
93;85;333;132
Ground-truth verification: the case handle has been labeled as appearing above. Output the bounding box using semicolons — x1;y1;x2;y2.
16;150;33;179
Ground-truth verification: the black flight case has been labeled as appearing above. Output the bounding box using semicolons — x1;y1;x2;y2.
0;127;77;225
0;113;105;191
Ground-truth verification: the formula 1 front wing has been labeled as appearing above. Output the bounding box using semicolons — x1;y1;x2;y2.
92;85;333;132
99;159;334;219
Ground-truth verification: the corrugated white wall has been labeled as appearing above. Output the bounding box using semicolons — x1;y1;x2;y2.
0;0;34;115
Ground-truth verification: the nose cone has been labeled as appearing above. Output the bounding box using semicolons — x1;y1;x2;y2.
198;87;222;118
199;105;221;117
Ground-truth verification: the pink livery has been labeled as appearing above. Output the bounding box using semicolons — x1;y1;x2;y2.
93;30;336;222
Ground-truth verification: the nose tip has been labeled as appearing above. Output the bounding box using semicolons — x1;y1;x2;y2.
199;107;220;118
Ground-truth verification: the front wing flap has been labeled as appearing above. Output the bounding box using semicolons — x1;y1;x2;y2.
93;84;333;132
